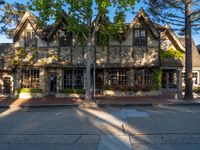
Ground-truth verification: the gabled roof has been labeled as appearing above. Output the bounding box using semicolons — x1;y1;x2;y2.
164;24;185;52
179;38;200;68
162;58;183;68
161;26;200;68
124;8;160;39
13;11;45;42
47;11;69;41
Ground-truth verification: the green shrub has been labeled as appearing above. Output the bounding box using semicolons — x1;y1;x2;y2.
16;88;43;93
193;86;200;93
60;89;85;94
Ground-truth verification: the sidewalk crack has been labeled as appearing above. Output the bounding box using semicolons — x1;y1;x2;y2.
73;135;82;144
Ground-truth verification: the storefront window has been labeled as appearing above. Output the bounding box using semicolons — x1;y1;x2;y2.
63;69;84;89
21;69;40;88
108;69;127;87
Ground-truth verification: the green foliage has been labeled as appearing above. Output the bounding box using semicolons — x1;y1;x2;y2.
12;47;38;66
0;2;26;35
192;86;200;94
29;0;138;100
29;0;137;39
60;89;85;94
144;0;200;34
151;68;162;91
102;84;114;91
160;48;184;60
16;88;43;93
110;11;128;42
12;48;27;66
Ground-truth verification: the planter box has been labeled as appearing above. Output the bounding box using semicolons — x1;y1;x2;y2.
55;93;84;98
12;93;43;98
103;90;161;96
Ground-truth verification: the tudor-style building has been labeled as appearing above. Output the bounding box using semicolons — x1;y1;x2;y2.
0;8;199;98
158;24;200;90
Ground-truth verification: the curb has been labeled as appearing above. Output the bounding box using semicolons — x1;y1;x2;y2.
1;102;200;109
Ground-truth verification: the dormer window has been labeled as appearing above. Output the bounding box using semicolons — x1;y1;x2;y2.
133;29;147;46
59;31;72;46
25;31;37;47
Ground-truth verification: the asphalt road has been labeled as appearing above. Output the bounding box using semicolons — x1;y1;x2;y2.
0;105;200;150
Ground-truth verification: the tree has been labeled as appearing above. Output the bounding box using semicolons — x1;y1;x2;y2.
144;0;200;100
0;2;26;36
29;0;137;100
0;0;5;5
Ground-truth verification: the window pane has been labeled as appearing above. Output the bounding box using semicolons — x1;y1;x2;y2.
3;77;11;94
21;69;40;88
135;30;140;37
141;30;146;37
134;29;147;46
63;69;84;89
192;72;198;84
108;69;127;88
74;69;84;89
63;69;73;89
135;69;152;88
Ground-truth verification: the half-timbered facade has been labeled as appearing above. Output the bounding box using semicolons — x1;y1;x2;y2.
1;8;199;98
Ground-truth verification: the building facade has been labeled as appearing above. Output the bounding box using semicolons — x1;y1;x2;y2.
0;9;199;98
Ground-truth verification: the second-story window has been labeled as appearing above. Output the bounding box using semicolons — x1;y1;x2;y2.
25;31;37;47
133;29;147;46
59;31;72;46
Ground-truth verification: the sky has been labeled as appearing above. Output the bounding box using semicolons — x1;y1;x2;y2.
0;0;200;45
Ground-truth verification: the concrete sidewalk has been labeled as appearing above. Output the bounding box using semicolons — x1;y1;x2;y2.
0;95;200;108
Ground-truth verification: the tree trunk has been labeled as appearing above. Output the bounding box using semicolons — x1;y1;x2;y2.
184;0;193;100
85;32;92;101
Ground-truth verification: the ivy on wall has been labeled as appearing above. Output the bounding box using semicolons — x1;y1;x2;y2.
12;47;38;66
152;67;162;91
160;48;184;60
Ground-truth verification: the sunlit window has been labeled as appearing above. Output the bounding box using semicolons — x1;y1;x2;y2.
21;69;40;88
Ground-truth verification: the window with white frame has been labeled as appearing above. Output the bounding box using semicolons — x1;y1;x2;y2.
182;72;199;85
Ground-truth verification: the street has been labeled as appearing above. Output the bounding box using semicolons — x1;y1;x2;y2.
0;105;200;150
